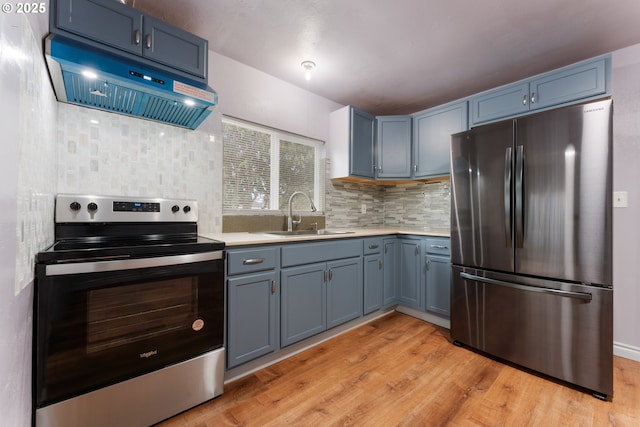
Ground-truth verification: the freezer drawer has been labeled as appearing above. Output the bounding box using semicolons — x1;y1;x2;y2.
450;266;613;397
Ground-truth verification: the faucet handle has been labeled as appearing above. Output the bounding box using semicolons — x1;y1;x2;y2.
292;214;302;227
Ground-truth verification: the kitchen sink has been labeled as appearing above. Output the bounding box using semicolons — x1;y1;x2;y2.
255;229;355;236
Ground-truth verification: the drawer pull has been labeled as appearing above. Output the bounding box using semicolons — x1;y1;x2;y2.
431;245;449;250
368;244;379;249
242;258;265;265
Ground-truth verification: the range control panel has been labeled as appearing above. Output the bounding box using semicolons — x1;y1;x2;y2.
56;194;198;223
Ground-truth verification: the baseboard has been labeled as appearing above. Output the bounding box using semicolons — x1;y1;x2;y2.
395;305;450;329
614;341;640;362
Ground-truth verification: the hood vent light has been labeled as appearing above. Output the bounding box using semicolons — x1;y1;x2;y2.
45;35;217;130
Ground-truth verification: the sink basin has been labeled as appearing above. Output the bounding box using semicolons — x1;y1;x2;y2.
256;229;355;237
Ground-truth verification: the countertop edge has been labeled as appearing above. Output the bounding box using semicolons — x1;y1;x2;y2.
202;228;450;247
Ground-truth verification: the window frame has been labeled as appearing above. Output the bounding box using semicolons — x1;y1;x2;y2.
222;116;324;214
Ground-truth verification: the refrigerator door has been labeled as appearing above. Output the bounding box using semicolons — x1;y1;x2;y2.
451;266;613;397
515;99;613;286
450;121;514;271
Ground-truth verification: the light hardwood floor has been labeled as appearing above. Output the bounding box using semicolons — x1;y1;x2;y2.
158;312;640;426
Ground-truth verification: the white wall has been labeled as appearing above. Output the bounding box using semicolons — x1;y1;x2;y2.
210;52;342;143
0;5;57;427
612;45;640;358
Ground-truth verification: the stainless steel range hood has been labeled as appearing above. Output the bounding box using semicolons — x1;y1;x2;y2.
45;34;217;130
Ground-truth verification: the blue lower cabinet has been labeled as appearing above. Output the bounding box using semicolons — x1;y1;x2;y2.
281;257;363;348
398;237;424;310
227;271;278;369
383;238;399;306
327;257;363;328
425;254;451;316
364;253;383;314
280;263;327;347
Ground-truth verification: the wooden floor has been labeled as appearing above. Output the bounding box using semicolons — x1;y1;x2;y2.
158;312;640;427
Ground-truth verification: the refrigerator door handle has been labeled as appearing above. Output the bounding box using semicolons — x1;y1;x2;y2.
459;272;592;302
504;147;512;248
515;145;525;248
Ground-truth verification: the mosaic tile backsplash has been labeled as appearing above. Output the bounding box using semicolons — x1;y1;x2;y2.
325;161;451;230
13;14;58;295
57;104;224;234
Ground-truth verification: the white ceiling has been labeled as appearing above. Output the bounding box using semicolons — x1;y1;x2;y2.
130;0;640;115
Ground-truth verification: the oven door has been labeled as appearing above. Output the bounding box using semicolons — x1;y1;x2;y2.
34;251;224;408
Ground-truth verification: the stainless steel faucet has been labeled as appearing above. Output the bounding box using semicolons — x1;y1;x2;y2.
287;191;317;231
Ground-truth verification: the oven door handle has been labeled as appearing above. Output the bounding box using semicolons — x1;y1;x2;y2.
45;251;223;276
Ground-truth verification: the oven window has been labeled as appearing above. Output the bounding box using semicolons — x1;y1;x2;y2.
87;278;198;354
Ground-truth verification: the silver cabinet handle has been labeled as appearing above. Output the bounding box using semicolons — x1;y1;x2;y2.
430;245;449;250
530;92;536;104
145;34;152;49
329;269;333;281
134;29;140;45
368;244;379;250
415;244;420;256
271;280;277;294
522;94;527;106
378;259;383;269
413;164;417;172
324;270;328;282
460;272;592;302
242;258;264;265
425;259;431;269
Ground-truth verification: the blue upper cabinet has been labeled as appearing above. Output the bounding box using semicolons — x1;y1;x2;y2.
412;100;468;179
141;15;208;79
470;55;609;126
529;58;606;110
350;107;377;178
377;116;412;179
470;82;529;126
328;105;377;179
52;0;208;81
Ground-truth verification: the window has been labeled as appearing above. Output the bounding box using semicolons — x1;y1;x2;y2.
222;117;324;213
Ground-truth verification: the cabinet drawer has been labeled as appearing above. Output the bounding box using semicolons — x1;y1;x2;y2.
281;239;362;267
425;237;451;256
363;237;383;255
227;247;277;275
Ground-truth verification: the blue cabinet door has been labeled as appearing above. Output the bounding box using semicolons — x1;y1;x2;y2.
413;101;468;178
529;58;606;111
350;107;377;178
142;15;208;79
364;254;383;314
53;0;208;80
426;254;451;317
280;263;326;347
383;238;399;306
377;116;412;178
327;258;363;328
398;238;424;310
54;0;143;55
470;82;529;126
227;271;277;368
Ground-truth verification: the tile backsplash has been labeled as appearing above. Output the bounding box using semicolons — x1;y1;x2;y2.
383;181;450;229
324;159;450;230
56;104;224;234
13;14;58;294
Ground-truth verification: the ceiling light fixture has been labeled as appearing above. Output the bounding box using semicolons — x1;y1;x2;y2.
301;60;316;81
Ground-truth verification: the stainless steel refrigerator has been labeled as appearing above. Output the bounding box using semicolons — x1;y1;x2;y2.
450;98;613;398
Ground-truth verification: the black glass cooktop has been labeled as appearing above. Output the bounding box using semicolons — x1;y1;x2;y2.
36;234;224;264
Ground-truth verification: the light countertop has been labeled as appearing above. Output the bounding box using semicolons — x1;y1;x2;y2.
202;227;450;247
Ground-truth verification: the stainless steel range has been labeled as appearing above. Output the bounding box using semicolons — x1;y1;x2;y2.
34;194;225;427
